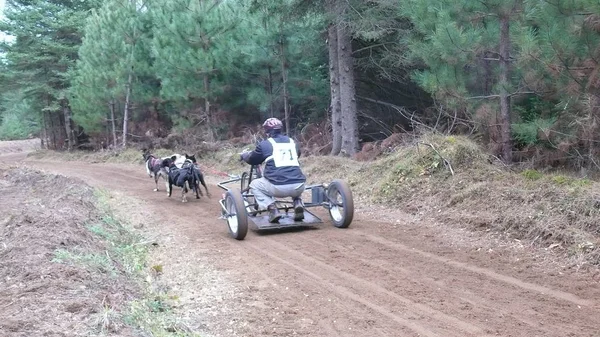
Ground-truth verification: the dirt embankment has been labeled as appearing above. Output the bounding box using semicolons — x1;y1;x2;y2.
0;167;140;336
0;164;202;337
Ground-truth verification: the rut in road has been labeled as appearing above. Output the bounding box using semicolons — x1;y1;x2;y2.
14;157;600;337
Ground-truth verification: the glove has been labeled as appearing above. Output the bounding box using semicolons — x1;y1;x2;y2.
239;151;249;162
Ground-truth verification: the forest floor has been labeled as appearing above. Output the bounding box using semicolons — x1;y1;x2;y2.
2;138;600;337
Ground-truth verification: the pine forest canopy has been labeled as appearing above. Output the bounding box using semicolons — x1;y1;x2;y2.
0;0;599;168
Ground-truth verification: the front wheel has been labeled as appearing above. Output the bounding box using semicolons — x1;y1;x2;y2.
225;189;248;240
241;171;250;192
327;179;354;228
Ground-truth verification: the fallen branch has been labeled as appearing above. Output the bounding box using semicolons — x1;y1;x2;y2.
418;142;455;176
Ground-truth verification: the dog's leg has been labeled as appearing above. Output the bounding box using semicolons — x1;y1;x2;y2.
191;176;201;199
192;169;203;197
146;161;152;177
181;185;188;203
154;174;159;191
199;174;211;197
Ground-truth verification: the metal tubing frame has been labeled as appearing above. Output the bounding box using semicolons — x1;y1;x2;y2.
217;172;335;219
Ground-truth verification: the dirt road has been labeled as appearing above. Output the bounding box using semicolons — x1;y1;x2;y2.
2;144;599;337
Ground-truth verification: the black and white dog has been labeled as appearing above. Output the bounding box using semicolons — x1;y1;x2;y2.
183;154;211;198
162;156;200;202
142;149;169;192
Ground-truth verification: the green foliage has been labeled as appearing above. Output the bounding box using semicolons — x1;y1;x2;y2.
70;0;156;133
512;117;556;147
0;90;40;140
521;169;543;181
0;0;101;147
551;175;592;187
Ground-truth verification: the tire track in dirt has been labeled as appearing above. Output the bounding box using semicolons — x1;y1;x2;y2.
251;238;490;337
293;235;590;336
11;157;600;337
239;240;405;337
243;240;443;337
353;231;592;306
139;197;396;336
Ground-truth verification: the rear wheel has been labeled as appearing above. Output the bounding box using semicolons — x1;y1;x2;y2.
327;179;354;228
225;189;248;240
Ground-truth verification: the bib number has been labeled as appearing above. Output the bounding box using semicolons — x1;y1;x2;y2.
269;139;299;167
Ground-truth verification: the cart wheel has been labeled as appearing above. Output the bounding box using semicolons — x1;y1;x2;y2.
225;189;248;240
241;171;258;211
241;171;250;191
327;179;354;228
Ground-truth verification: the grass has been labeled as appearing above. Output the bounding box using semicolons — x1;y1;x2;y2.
32;133;600;267
52;187;202;336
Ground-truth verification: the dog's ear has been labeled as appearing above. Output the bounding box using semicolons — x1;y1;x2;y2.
171;155;177;161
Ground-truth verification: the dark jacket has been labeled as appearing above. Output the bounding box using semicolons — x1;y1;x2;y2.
243;134;306;185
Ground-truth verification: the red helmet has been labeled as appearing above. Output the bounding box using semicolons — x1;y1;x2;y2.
263;118;283;133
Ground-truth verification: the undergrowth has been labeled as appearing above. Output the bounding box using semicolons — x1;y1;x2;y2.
30;133;600;267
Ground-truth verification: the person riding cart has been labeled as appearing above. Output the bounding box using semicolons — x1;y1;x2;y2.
240;118;306;223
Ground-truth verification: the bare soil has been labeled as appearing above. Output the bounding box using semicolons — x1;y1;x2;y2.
2;139;600;337
0;165;138;337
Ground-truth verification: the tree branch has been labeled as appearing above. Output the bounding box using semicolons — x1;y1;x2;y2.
418;142;455;176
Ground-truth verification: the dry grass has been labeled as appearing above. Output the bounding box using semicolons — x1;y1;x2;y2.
27;133;600;267
0;167;201;337
204;133;600;267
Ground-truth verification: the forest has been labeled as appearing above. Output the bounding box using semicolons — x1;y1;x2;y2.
1;0;600;169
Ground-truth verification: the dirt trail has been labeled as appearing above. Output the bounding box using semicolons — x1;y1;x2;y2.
1;144;599;337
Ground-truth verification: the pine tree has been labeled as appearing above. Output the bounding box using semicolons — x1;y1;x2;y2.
524;0;600;167
402;0;533;163
151;0;238;141
0;0;100;149
70;0;154;147
325;0;358;155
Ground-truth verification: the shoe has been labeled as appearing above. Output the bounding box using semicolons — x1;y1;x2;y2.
268;204;282;223
293;198;305;221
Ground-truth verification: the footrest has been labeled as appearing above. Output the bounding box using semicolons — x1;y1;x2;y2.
249;210;322;230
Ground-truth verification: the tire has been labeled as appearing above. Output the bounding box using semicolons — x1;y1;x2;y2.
327;179;354;228
225;189;248;240
241;171;250;192
241;169;259;211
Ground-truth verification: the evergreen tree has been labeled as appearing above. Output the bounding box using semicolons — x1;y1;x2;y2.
151;0;238;141
524;0;600;167
70;0;154;147
0;0;100;149
402;0;534;163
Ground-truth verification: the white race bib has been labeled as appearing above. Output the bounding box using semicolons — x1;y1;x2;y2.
266;138;300;167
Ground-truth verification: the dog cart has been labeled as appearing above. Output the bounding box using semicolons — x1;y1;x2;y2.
217;164;354;240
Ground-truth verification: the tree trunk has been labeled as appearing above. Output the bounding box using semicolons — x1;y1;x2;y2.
203;73;216;142
336;3;359;156
268;65;274;118
63;101;73;151
499;14;512;164
110;99;117;147
327;19;342;155
280;35;290;135
122;70;133;148
41;110;48;149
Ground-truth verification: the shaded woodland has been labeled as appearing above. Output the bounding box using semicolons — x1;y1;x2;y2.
2;0;600;169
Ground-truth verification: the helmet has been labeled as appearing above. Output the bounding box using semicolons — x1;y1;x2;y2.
262;118;283;133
